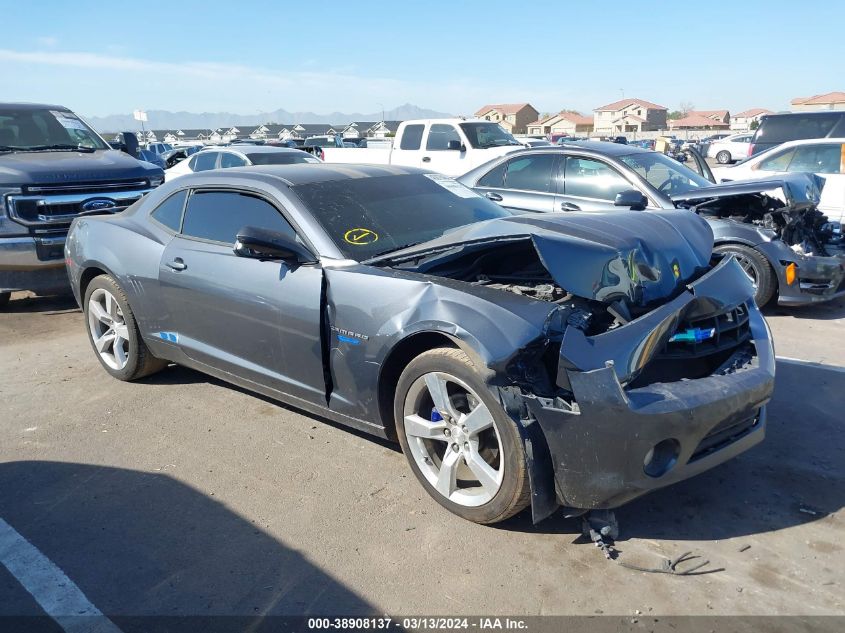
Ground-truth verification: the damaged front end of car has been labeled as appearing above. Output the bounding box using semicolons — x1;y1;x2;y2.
671;174;845;305
376;211;775;523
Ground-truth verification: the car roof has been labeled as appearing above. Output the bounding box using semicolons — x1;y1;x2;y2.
773;137;845;148
0;102;73;111
223;145;307;154
169;163;426;188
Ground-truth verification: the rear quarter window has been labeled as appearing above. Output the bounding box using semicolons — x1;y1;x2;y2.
399;124;424;150
150;190;188;232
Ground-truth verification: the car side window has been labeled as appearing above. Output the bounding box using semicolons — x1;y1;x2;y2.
150;190;188;232
220;152;247;168
425;124;461;150
181;191;297;244
758;148;795;172
477;162;506;188
502;154;556;192
563;156;630;200
399;124;424;150
191;152;218;172
786;144;842;174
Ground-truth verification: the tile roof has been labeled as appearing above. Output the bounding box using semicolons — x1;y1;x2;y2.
474;103;535;116
668;114;731;129
791;92;845;105
733;108;773;118
594;98;667;112
528;111;591;126
691;110;729;120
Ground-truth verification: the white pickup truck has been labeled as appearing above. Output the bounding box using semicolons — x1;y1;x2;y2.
319;118;524;176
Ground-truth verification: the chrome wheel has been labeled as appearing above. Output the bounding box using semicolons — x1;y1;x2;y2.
403;371;504;507
87;288;130;370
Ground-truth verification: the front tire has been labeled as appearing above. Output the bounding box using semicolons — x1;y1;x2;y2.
83;275;167;380
394;347;530;524
716;150;732;164
714;244;776;307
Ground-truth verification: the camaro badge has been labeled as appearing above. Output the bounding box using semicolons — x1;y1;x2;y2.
672;262;681;279
669;327;716;344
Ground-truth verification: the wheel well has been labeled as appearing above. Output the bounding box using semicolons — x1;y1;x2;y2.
377;332;458;441
79;267;108;299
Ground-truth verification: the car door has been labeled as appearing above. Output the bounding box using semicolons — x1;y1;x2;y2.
390;123;425;169
420;123;470;176
784;142;845;223
158;188;325;403
557;155;638;211
473;153;559;212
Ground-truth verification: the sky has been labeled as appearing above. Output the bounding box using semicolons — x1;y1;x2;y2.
0;0;842;118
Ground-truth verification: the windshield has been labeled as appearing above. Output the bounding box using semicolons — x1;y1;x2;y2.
0;107;109;151
459;122;521;149
619;151;712;196
246;151;321;165
292;173;511;260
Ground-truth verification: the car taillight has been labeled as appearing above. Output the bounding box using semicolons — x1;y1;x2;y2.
748;144;754;157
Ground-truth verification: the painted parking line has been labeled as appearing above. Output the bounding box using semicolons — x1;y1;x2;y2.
776;356;845;374
0;518;122;633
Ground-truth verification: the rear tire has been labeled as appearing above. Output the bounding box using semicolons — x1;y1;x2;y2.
83;275;167;381
394;347;530;524
716;150;732;164
714;244;776;307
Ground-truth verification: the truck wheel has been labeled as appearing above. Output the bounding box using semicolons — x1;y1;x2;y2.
83;275;167;381
394;347;530;524
715;244;776;307
716;150;732;164
0;292;10;308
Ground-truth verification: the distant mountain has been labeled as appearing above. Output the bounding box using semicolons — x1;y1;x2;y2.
87;103;454;132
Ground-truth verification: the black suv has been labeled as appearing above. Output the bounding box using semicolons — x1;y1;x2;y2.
750;111;845;156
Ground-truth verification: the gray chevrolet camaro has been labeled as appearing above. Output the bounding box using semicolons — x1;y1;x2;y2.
66;164;775;525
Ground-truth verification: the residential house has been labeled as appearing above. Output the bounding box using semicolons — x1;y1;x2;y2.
342;121;378;138
593;98;668;134
368;120;401;138
791;92;845;111
730;108;773;131
474;103;539;134
526;111;593;137
668;110;731;130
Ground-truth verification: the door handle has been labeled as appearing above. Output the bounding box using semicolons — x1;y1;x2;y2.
421;156;431;162
560;202;581;211
485;192;503;201
166;258;187;271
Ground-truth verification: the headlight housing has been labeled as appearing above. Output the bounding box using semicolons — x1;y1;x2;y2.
0;187;25;236
149;176;164;187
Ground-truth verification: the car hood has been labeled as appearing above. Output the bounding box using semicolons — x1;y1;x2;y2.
669;173;823;210
0;149;161;186
370;210;714;308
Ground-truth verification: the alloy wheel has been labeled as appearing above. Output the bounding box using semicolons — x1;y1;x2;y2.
403;371;504;507
87;288;130;370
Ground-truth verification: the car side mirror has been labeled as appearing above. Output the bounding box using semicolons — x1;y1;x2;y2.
447;140;466;152
234;226;316;263
614;190;648;211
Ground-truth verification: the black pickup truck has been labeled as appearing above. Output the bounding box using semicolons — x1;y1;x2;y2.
0;103;163;307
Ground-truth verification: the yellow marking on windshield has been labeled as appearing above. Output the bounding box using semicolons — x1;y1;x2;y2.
344;228;379;245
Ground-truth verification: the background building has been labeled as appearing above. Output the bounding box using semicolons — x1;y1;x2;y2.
790;92;845;111
593;98;668;134
731;108;773;131
526;111;593;136
474;103;539;134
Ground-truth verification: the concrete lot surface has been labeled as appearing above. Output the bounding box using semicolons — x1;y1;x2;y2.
1;291;843;620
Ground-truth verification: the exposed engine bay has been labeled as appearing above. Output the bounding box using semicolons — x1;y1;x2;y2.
673;176;844;257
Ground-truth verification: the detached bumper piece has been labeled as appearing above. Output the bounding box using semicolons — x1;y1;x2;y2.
758;241;845;306
524;256;775;511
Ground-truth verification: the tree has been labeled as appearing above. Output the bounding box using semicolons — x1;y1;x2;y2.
679;101;695;116
750;120;759;130
668;111;684;120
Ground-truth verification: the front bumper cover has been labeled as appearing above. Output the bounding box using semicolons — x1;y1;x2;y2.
755;239;845;306
513;256;776;517
0;236;69;293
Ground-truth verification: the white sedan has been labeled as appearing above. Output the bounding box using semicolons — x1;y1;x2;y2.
707;133;753;164
712;138;845;224
165;145;320;181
